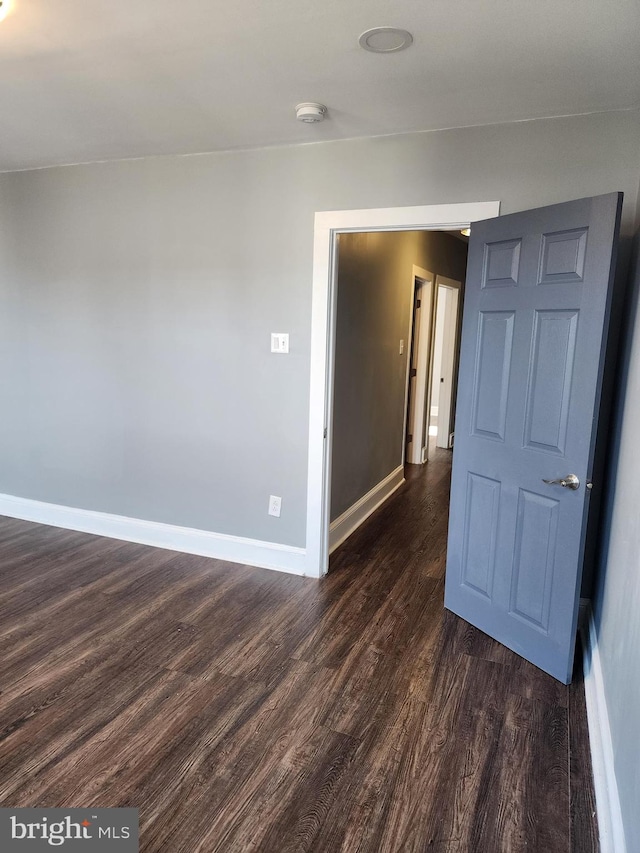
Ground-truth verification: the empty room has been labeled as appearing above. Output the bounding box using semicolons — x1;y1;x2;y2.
0;1;639;851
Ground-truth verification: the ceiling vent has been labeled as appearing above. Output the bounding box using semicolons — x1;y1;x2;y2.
359;27;413;53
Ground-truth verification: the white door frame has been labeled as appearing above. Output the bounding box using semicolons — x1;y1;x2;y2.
432;275;462;449
305;201;501;578
406;267;435;465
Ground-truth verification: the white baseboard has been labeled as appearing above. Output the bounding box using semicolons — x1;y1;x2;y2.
582;608;627;853
329;465;405;554
0;493;309;576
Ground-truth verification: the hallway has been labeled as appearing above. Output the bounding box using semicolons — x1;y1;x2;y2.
0;451;597;851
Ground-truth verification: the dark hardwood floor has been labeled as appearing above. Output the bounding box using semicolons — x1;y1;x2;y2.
0;450;598;852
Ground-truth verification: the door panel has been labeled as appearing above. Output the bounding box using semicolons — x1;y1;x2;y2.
471;311;514;440
460;472;500;597
539;228;588;283
444;193;622;683
510;488;558;632
482;238;522;287
524;310;578;453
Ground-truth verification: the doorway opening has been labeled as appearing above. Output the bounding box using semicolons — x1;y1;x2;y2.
305;202;501;578
307;192;620;688
328;234;465;556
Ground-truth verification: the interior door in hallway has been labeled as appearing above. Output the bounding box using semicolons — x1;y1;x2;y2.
444;193;622;683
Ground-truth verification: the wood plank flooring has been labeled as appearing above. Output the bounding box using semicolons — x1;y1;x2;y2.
0;451;598;852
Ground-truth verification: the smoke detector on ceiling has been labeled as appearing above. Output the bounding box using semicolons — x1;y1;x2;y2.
295;103;327;123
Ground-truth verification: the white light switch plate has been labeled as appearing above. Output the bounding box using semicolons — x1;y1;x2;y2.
271;333;289;354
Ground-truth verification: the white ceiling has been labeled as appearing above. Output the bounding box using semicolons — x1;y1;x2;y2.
1;0;639;172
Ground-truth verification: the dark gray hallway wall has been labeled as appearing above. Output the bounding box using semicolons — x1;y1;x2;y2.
330;230;467;521
0;110;638;547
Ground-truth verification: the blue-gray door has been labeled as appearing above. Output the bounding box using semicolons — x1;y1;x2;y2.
444;193;622;684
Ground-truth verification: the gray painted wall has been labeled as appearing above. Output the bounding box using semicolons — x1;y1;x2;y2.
0;110;639;549
594;223;640;852
0;100;640;849
330;230;466;521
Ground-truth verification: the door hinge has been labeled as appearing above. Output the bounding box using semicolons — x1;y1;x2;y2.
410;368;417;378
416;298;421;308
323;427;327;439
407;434;413;443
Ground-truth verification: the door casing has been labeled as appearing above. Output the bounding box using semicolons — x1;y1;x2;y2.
406;268;435;465
430;276;462;451
305;201;501;577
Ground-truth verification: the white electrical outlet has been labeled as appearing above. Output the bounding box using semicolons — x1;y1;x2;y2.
271;333;289;354
268;495;282;517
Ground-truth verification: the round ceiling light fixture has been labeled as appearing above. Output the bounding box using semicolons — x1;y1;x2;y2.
0;0;12;22
359;27;413;53
295;103;327;123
